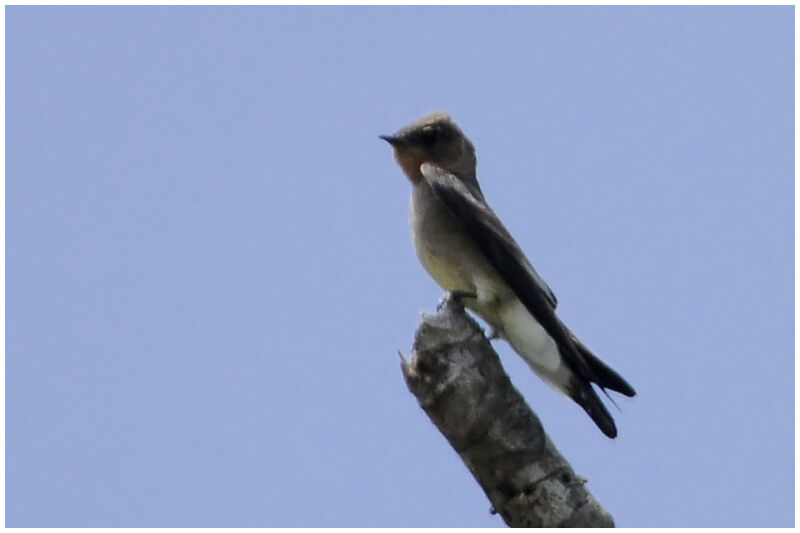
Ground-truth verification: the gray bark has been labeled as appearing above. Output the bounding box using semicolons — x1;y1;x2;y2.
400;295;615;527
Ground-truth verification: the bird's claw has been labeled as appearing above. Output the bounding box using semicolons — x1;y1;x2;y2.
437;290;477;311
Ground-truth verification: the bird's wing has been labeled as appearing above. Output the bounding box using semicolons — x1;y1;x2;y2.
421;162;595;380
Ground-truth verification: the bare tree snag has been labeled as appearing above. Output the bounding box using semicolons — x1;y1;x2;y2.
400;296;615;527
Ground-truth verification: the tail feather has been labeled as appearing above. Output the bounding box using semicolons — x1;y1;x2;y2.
570;382;618;439
573;337;636;397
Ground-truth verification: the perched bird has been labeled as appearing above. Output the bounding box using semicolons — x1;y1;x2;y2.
380;111;635;438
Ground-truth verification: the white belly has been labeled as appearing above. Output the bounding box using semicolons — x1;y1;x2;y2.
500;299;560;371
498;299;573;396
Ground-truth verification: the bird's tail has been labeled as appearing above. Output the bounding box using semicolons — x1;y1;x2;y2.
568;381;619;438
566;337;635;438
572;336;636;397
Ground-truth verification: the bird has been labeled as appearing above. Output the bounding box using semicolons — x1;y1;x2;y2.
380;111;635;438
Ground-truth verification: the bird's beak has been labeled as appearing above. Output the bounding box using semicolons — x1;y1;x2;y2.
379;134;406;147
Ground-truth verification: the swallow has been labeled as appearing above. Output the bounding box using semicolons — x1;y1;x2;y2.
381;111;635;438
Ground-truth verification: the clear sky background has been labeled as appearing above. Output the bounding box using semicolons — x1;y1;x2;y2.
6;6;794;527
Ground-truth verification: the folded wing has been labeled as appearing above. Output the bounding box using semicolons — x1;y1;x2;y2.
421;162;617;390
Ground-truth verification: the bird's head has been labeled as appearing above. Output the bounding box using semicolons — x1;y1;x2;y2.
380;112;476;184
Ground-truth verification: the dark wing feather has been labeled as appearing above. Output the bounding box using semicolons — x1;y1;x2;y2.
421;163;595;381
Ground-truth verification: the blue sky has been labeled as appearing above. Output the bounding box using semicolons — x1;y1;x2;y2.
6;6;793;527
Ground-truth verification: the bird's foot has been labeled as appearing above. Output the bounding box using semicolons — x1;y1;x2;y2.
436;290;477;311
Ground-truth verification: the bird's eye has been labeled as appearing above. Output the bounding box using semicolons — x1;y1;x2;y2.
417;127;438;146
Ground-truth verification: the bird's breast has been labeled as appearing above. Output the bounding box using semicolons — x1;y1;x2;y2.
409;184;508;313
410;193;471;293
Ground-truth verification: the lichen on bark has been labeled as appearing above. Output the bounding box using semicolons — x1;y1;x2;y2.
401;295;615;528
